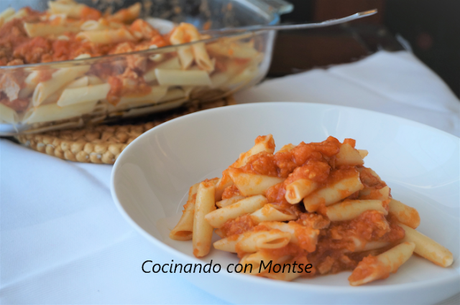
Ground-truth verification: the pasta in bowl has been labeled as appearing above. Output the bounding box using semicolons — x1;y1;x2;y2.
171;134;453;285
111;102;459;304
0;0;280;135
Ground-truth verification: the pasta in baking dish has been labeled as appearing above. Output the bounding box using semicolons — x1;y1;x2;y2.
170;135;454;286
0;0;263;128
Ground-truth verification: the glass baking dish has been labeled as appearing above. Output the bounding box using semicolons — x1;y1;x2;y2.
0;0;293;135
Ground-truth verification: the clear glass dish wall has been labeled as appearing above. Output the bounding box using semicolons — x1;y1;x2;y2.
0;0;292;134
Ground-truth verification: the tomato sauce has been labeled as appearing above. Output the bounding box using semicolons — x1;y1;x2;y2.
221;185;241;199
296;213;330;229
348;255;383;282
265;182;288;205
220;214;257;237
81;6;102;21
0;96;29;111
264;243;307;259
240;152;278;177
284;160;331;185
218;136;408;279
0;7;170;66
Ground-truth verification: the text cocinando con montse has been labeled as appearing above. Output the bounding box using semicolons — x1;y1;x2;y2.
142;260;313;274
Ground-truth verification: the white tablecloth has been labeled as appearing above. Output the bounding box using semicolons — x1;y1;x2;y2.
1;51;459;304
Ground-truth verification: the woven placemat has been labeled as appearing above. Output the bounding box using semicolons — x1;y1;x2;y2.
15;97;236;164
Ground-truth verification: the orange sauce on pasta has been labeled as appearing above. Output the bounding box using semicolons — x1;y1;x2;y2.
0;4;173;106
264;243;306;258
265;182;288;205
347;255;385;282
0;98;28;111
221;185;241;199
220;214;257;237
240;137;341;178
215;136;407;278
240;152;278;177
106;76;123;105
81;6;102;20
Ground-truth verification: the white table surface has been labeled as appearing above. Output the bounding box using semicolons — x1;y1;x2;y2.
1;50;459;304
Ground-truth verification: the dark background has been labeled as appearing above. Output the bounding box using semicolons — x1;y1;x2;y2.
268;0;460;99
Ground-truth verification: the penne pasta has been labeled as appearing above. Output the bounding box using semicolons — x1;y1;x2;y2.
263;222;319;252
359;186;390;201
177;47;194;70
216;195;246;208
213;236;238;253
76;27;136;44
23;100;97;124
241;230;291;253
285;179;319;204
48;1;87;18
80;20;109;31
57;83;110;106
227;168;284;197
170;183;199;241
348;242;415;286
349;237;390;252
66;76;89;88
113;86;168;110
192;180;216;258
237;230;291;252
303;169;364;212
399;223;453;267
358;149;368;159
215;174;234;202
388;199;420;229
181;23;214;72
206;38;259;59
239;251;290;275
143;57;181;82
32;58;91;106
193;42;214;72
225;65;259;88
169;25;201;70
214;229;291;254
41;88;65;105
18;76;39;99
250;204;297;223
232;134;275;168
24;22;81;38
335;143;364;166
205;195;267;228
87;76;104;85
210;60;247;89
0;8;16;27
4;8;28;23
0;103;19;124
0;7;15;20
325;200;387;222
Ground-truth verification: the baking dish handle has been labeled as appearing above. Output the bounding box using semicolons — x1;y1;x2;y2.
248;0;294;16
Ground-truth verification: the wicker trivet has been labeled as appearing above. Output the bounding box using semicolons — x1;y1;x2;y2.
15;97;236;164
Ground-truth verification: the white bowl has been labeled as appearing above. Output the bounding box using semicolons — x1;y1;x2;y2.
111;102;460;304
